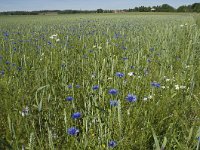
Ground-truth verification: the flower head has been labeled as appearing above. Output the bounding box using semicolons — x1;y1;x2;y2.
65;96;74;101
68;84;72;89
0;70;5;75
108;140;117;148
76;85;81;88
128;72;135;76
72;112;81;119
67;127;79;136
126;94;137;102
21;106;29;117
130;66;135;69
92;85;99;90
109;89;118;95
17;67;22;71
3;32;9;37
50;34;58;39
115;72;124;78
175;84;179;90
122;57;128;61
110;100;118;107
143;97;148;101
180;85;186;89
149;47;155;51
151;82;161;88
5;61;10;65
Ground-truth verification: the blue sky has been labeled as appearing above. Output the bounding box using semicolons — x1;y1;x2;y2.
0;0;199;12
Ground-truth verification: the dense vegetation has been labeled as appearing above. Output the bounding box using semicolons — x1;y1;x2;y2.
0;13;200;149
0;3;200;15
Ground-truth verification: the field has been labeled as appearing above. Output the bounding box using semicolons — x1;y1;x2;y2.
0;13;200;149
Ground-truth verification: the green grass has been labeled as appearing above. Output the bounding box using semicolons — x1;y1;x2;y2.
194;14;200;27
0;13;200;150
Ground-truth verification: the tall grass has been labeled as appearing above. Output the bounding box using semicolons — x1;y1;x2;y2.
0;13;200;149
194;14;200;27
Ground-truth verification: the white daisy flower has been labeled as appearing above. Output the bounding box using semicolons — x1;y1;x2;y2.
161;86;166;89
128;72;134;76
143;97;148;101
175;85;180;90
180;85;186;89
50;34;58;39
148;95;153;99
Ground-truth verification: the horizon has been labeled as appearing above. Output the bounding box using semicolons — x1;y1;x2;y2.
0;0;199;12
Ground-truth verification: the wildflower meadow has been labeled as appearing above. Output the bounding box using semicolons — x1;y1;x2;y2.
0;13;200;149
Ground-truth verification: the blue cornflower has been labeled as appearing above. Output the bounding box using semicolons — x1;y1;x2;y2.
68;84;72;89
122;57;128;61
17;67;22;71
130;66;135;69
147;58;151;63
151;82;161;88
3;32;9;37
76;85;81;88
126;94;137;102
108;140;117;148
67;127;79;136
5;61;10;65
115;72;124;78
197;136;200;141
72;112;81;119
89;50;94;53
92;85;99;90
149;47;155;51
61;64;66;68
47;41;51;45
121;46;127;50
65;96;74;101
114;33;119;39
110;100;118;107
109;89;118;95
0;70;5;75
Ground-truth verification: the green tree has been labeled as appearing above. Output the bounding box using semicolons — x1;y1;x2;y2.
191;3;200;12
160;4;175;12
97;9;103;13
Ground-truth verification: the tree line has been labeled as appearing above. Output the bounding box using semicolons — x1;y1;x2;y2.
0;3;199;15
126;3;200;13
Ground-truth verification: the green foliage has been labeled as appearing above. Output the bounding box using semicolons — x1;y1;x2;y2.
194;14;200;27
177;5;192;12
191;3;200;13
0;14;200;149
177;3;200;12
156;4;175;12
97;9;104;13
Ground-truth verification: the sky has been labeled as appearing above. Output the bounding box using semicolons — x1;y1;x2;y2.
0;0;199;12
